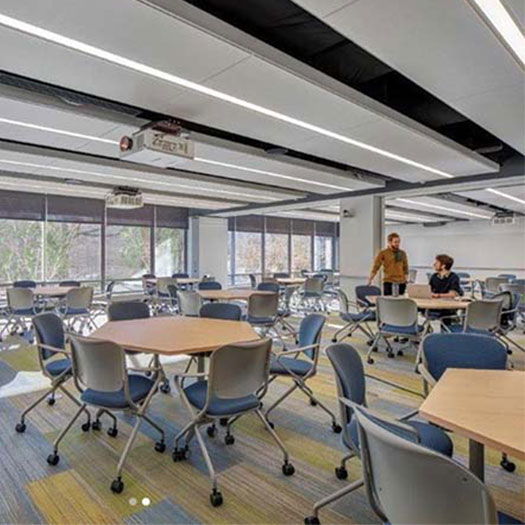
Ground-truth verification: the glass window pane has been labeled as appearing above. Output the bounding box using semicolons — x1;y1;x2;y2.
265;233;289;274
155;228;185;276
235;231;262;277
106;225;151;281
292;235;311;273
46;222;101;282
315;236;333;270
0;219;43;283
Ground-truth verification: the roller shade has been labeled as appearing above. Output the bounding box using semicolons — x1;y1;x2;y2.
156;205;189;228
315;221;337;236
265;216;291;234
292;219;314;235
235;215;264;232
47;195;104;223
107;204;154;227
0;190;45;221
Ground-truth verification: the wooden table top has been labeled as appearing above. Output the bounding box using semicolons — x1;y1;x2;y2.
198;288;274;301
367;295;470;310
34;286;76;297
146;277;201;285
90;316;260;356
419;369;525;459
276;278;306;285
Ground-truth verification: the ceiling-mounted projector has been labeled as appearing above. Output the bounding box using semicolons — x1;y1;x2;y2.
119;120;194;167
106;186;143;210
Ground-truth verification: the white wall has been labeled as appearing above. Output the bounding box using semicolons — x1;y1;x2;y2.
386;217;525;281
189;216;228;286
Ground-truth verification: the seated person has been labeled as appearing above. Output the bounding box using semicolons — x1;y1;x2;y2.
428;254;463;328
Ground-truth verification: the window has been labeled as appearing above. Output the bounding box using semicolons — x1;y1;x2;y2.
235;231;262;285
46;222;101;282
106;225;151;281
155;228;185;276
315;236;333;270
0;219;43;283
292;235;311;273
265;233;289;274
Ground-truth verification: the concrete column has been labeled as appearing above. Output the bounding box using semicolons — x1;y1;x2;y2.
339;196;383;298
189;216;228;286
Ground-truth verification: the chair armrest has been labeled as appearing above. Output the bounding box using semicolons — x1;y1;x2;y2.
398;409;419;421
364;373;425;398
416;363;437;387
274;343;318;361
38;342;70;355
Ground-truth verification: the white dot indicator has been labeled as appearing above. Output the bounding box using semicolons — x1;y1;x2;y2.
129;498;137;506
142;497;151;507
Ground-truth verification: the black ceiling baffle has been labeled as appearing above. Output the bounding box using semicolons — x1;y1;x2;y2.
183;0;520;165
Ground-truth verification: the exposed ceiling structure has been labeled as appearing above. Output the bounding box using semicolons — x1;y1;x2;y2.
0;0;522;223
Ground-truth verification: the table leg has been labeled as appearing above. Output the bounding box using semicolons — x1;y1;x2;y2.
469;439;485;481
197;353;205;382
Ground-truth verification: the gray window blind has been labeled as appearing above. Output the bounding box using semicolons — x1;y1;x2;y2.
0;190;45;221
156;205;189;229
315;221;337;236
292;219;314;235
234;215;264;233
107;204;154;227
265;216;291;234
47;195;104;223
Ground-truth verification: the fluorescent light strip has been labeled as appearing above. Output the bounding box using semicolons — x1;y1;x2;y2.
394;198;492;219
0;117;119;144
194;157;352;191
0;13;454;179
486;188;525;205
385;212;436;222
471;0;525;67
0;159;276;201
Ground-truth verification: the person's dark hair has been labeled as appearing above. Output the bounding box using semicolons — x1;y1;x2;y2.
387;232;400;243
435;254;454;271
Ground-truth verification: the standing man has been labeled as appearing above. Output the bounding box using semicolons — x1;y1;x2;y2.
367;232;409;295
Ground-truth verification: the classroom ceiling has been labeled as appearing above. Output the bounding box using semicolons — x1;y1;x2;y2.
0;0;522;222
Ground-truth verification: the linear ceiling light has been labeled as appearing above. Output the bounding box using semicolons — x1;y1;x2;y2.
194;157;352;191
0;158;277;201
486;187;525;205
385;212;436;222
0;117;119;144
0;13;455;179
394;198;493;219
470;0;525;67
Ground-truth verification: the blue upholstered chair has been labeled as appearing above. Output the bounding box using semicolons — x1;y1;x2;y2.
46;335;166;495
304;342;453;524
13;280;36;288
198;281;222;290
265;314;342;433
332;289;376;344
15;313;90;434
199;302;242;321
305;343;453;524
257;281;280;293
351;404;520;525
418;333;515;473
173;339;294;507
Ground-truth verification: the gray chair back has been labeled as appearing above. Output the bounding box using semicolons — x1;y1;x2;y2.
337;289;350;314
59;280;81;287
377;297;418;328
207;339;272;401
353;404;498;525
283;285;299;308
177;290;202;316
304;277;324;294
199;302;242;321
247;292;279;319
500;282;525;300
198;281;222;290
65;287;93;309
108;301;150;321
257;281;280;293
485;276;509;294
13;280;36;289
172;272;189;279
70;335;125;393
297;314;325;360
355;285;381;308
33;312;65;361
498;273;516;280
464;299;502;332
7;287;34;311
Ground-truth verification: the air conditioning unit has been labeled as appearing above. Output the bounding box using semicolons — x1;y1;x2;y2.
106;187;143;210
492;213;516;225
119;121;194;167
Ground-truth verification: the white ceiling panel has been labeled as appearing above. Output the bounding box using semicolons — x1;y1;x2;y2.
292;0;355;19
295;0;525;153
458;185;525;213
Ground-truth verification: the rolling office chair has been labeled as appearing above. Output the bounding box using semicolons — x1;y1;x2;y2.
444;299;503;335
59;280;81;287
57;287;96;333
167;284;179;314
456;271;472;293
332;289;376;344
92;280;115;319
0;287;41;341
15;313;91;433
276;284;300;341
498;273;516;281
156;278;178;314
198;281;222;291
501;283;525;333
300;277;325;312
265;314;342;433
367;297;427;364
172;339;294;507
484;276;509;298
246;292;280;339
492;291;524;352
13;280;36;288
418;333;516;473
199;302;242;321
257;281;280;293
304;342;453;524
177;290;203;317
352;404;520;525
47;335;166;494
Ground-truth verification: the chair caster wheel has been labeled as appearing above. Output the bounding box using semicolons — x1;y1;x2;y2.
367;357;374;364
47;453;59;466
332;423;342;434
387;352;395;359
210;489;223;507
219;418;228;426
397;350;404;356
305;517;320;525
47;397;56;406
367;340;374;346
282;461;295;476
15;422;26;433
81;422;91;432
393;337;399;343
154;441;166;453
500;458;516;472
160;382;171;394
335;466;348;480
331;337;337;343
110;478;124;494
207;425;217;438
310;399;318;406
107;427;118;438
225;434;235;445
172;447;189;462
92;420;102;431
